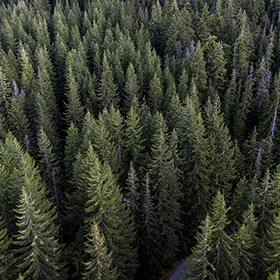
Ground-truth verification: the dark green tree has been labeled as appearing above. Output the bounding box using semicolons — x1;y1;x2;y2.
0;216;15;279
83;220;117;280
209;191;234;280
231;204;258;280
148;112;181;267
187;214;215;280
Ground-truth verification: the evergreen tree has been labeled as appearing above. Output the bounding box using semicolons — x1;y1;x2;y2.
148;72;163;114
124;101;146;170
190;41;207;94
187;214;215;280
83;220;117;280
85;159;138;279
0;66;11;118
14;151;63;279
91;112;118;174
268;271;280;280
209;191;234;280
231;204;258;280
148;112;181;267
64;122;81;179
97;53;119;110
266;211;280;273
8;93;32;151
64;65;84;129
204;95;236;196
37;127;62;235
139;174;160;280
0;216;15;279
123;62;140;113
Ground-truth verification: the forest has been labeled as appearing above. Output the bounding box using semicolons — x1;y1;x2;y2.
1;0;280;279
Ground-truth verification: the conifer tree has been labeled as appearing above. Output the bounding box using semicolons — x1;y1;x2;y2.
64;65;84;129
14;150;63;279
268;271;280;280
177;68;189;102
64;122;81;179
80;110;96;154
204;36;226;91
0;216;15;279
35;94;60;155
266;211;280;273
139;174;160;280
0;66;11;118
204;95;236;196
83;220;117;280
123;62;140;113
37;127;62;234
187;214;215;280
19;45;36;121
231;204;258;280
148;112;181;267
85;160;138;279
190;41;207;94
35;46;59;127
124;100;146;170
8;93;32;151
256;170;274;236
148;72;163;114
231;177;250;223
126;161;140;221
103;106;124;171
97;53;119;110
209;191;234;280
91;112;118;174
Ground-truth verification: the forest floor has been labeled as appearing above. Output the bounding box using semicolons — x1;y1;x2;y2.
159;256;190;280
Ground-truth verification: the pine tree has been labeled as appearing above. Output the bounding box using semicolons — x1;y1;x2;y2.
80;110;96;154
91;112;118;174
85;160;138;279
0;66;11;118
64;65;84;129
64;122;81;179
256;170;274;237
187;214;215;280
231;177;250;223
103;106;124;172
126;161;140;221
35;46;59;127
124;101;146;170
14;151;63;279
148;72;163;114
19;45;36;121
204;95;236;197
123;62;140;113
97;53;119;110
231;204;258;280
209;191;234;280
8;93;32;151
0;132;24;233
37;127;62;236
204;36;226;91
83;220;117;280
139;174;160;280
148;112;181;267
268;271;280;280
0;216;15;279
177;68;189;102
266;211;280;273
191;41;207;94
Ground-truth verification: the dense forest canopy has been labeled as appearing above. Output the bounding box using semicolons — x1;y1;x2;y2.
1;0;280;279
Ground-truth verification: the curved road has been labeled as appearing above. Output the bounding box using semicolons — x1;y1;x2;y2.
169;258;190;280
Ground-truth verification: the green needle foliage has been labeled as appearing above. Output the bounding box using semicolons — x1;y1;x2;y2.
83;220;117;280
